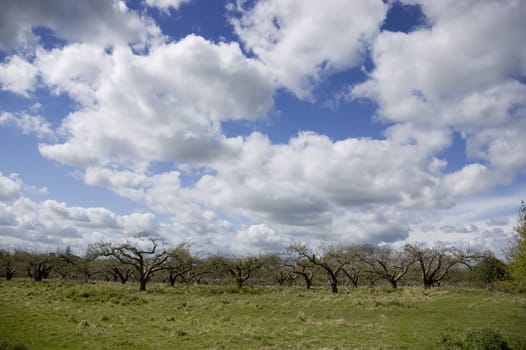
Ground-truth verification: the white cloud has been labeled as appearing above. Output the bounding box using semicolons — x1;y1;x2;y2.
83;125;449;247
145;0;191;12
443;164;492;196
406;188;526;258
230;0;388;99
0;195;159;252
0;0;162;51
0;112;55;139
0;172;22;201
84;166;235;243
75;131;444;247
487;217;509;227
34;44;112;106
0;203;17;226
34;35;274;167
0;55;38;96
225;224;286;254
440;224;478;234
0;174;178;253
84;167;184;212
351;0;526;196
353;1;526;117
198;132;451;223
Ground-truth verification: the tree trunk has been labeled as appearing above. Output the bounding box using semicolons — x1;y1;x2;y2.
32;264;46;281
34;271;43;282
139;279;147;291
5;269;15;280
298;272;313;289
327;270;338;293
169;275;177;287
423;279;433;289
236;278;244;289
330;281;338;293
83;272;91;283
390;280;398;289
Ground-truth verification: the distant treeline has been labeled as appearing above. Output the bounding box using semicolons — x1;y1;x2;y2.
0;238;512;293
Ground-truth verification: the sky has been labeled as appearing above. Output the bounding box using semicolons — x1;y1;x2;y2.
0;0;525;257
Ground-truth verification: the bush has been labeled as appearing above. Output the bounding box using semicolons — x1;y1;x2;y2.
472;256;508;286
464;329;511;350
438;328;511;350
0;340;28;350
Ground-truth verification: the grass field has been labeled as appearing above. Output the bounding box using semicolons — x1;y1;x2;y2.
1;279;525;349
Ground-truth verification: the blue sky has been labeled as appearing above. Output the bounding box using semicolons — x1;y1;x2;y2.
0;0;525;256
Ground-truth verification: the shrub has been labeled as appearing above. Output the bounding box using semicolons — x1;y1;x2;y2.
438;328;511;350
464;329;511;350
472;256;508;286
0;340;28;350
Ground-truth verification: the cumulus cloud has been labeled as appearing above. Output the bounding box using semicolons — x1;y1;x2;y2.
351;0;526;195
352;1;526;122
487;217;509;227
33;35;274;167
0;0;161;50
82;126;445;246
231;224;288;254
145;0;191;12
0;55;38;96
0;112;55;139
198;131;451;224
0;203;17;226
82;131;446;246
0;195;159;252
406;188;525;258
84;167;235;243
0;173;173;253
0;172;22;201
443;164;492;196
230;0;388;99
34;43;112;106
440;224;478;234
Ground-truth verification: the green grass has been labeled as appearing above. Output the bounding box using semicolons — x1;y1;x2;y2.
1;279;525;349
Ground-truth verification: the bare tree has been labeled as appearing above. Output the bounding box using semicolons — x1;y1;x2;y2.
363;269;382;287
87;234;170;291
259;253;295;286
77;256;97;282
405;242;478;289
288;244;348;293
165;242;203;286
284;255;314;289
19;251;56;282
0;250;17;280
55;248;80;280
340;264;362;288
362;245;415;289
108;262;133;284
274;269;297;286
339;245;371;288
55;247;97;281
210;255;263;288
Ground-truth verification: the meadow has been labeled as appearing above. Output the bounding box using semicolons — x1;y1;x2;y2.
1;279;525;349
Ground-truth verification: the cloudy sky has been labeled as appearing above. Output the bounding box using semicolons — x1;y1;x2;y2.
0;0;525;256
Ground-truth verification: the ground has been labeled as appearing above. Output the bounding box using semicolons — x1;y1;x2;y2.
1;280;525;349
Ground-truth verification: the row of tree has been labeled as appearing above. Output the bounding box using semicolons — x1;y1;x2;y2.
2;202;524;292
0;239;505;292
